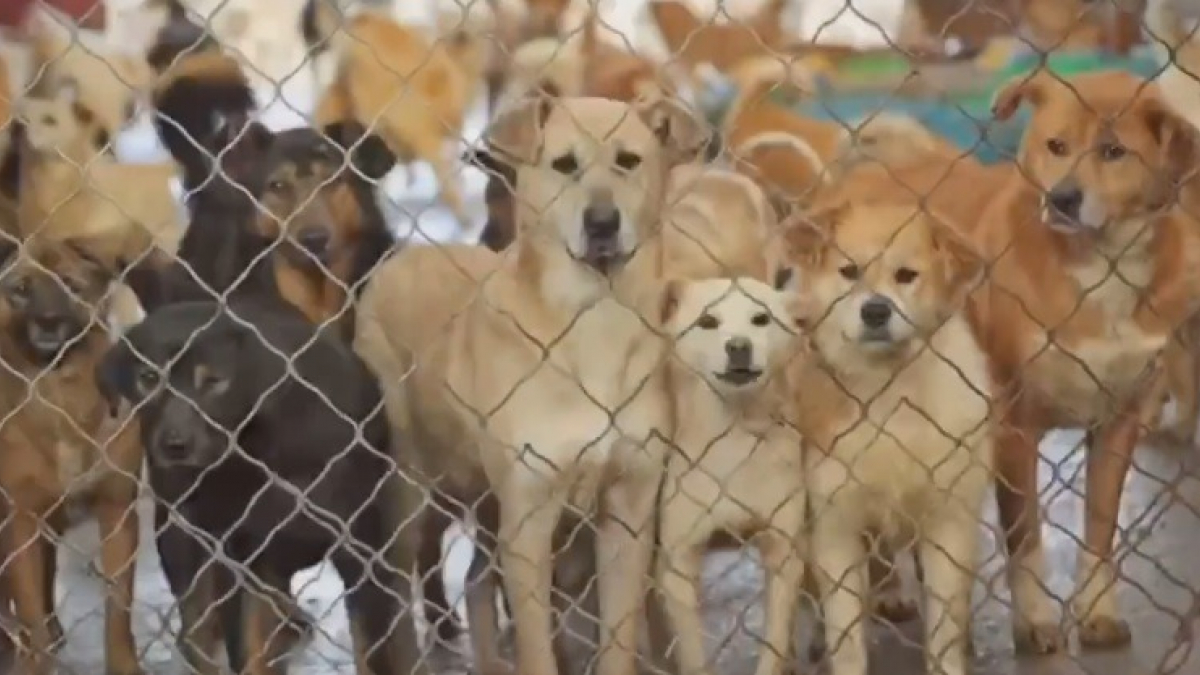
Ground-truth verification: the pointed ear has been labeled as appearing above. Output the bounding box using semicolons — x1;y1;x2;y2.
322;120;397;180
634;91;711;165
487;95;554;165
991;71;1051;121
96;339;137;416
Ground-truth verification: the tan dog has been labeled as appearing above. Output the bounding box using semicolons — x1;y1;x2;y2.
970;70;1200;652
0;235;145;675
656;276;804;675
355;94;706;675
786;197;991;675
309;6;491;228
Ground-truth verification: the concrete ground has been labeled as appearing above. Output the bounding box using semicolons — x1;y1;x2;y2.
6;0;1200;673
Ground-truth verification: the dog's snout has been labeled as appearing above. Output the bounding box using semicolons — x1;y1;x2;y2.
296;229;331;253
154;428;191;460
725;336;752;368
582;206;620;239
860;296;893;329
1047;184;1083;221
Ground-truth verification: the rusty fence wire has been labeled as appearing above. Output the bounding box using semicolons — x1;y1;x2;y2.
2;0;1200;674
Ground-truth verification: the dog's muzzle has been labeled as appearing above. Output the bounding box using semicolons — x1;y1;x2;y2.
1042;183;1090;234
24;316;76;360
579;205;627;273
716;336;762;386
292;228;332;264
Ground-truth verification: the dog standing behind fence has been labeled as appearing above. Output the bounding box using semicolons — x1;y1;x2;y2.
0;234;145;675
785;196;992;675
96;296;428;675
354;93;708;675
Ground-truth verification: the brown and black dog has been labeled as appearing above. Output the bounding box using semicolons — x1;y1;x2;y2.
0;233;144;675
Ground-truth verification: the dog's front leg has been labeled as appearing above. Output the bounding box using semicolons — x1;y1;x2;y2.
498;476;565;675
919;508;982;675
93;490;144;675
656;540;708;675
812;508;868;675
754;502;806;675
2;510;55;675
596;475;659;675
1074;411;1139;650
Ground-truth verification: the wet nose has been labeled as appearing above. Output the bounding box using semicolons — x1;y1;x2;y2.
155;428;190;460
860;296;893;329
1047;184;1083;220
582;206;620;239
296;229;330;254
725;336;752;368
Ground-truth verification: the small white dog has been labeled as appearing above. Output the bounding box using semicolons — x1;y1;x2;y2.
656;276;804;675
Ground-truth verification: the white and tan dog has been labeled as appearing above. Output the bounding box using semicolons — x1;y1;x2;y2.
354;93;707;675
786;198;992;675
656;276;803;675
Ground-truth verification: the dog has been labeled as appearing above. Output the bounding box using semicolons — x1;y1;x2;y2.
0;233;145;675
655;276;804;675
784;195;991;675
144;0;221;73
304;3;491;229
96;296;427;675
354;93;707;675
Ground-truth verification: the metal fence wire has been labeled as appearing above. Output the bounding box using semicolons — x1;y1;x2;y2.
5;0;1200;673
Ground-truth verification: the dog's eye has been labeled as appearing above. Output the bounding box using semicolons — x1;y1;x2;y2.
136;367;160;394
1098;143;1126;161
751;312;771;327
894;267;919;285
615;151;642;171
696;314;719;330
266;178;288;193
7;278;30;304
838;264;860;281
1046;138;1068;156
550;153;579;175
198;372;230;394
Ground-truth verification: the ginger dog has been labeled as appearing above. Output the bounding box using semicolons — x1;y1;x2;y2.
355;94;707;675
307;4;490;228
656;276;803;675
971;70;1200;652
786;197;991;675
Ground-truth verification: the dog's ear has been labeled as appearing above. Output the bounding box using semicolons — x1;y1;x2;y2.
991;71;1052;121
1141;97;1200;185
487;96;553;165
95;341;135;416
781;197;847;268
929;217;983;295
322;120;397;181
659;278;685;326
634;92;711;165
463;146;507;175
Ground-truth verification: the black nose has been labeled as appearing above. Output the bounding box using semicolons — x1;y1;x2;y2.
296;229;330;253
860;297;893;329
582;207;620;239
1047;185;1083;220
725;337;752;368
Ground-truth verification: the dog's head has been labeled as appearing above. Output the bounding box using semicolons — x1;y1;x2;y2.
0;236;118;366
14;80;112;159
784;198;980;360
96;303;258;468
249;121;396;269
993;71;1199;237
661;277;795;395
486;93;710;274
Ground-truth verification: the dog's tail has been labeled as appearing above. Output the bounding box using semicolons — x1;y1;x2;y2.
732;131;827;218
152;53;256;191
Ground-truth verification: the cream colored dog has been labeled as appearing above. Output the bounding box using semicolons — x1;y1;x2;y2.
354;93;707;675
656;276;803;675
787;198;992;675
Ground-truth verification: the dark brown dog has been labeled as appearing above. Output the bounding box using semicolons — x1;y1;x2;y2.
0;233;144;675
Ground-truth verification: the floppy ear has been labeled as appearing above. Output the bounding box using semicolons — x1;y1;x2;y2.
929;218;983;293
1141;98;1200;185
634;92;711;165
487;96;553;165
322;120;397;181
659;278;685;326
95;341;135;416
781;198;847;268
991;72;1051;121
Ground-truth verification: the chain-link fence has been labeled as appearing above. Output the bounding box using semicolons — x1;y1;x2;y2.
4;0;1200;674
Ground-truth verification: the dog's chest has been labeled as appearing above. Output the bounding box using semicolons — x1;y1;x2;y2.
1024;251;1165;421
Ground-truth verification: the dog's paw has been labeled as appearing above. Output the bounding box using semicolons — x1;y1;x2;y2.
872;591;919;623
1078;615;1132;651
1013;621;1066;655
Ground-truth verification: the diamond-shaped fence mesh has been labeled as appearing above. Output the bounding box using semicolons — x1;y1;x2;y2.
4;0;1200;674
